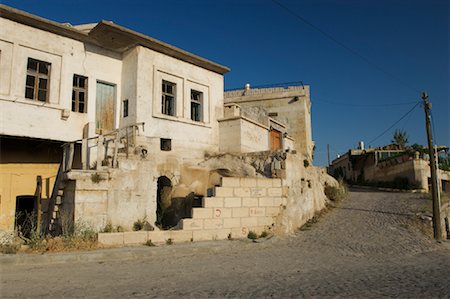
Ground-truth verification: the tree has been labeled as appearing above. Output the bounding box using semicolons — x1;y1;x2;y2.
391;129;408;148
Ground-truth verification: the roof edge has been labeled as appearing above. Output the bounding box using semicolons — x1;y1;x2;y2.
92;20;230;75
0;5;230;75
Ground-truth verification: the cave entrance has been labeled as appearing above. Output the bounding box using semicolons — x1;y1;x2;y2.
156;176;172;227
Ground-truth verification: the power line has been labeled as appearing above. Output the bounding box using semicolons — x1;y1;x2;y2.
312;95;418;107
270;0;421;94
367;101;421;146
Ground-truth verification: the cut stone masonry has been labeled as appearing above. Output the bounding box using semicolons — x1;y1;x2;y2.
98;176;285;246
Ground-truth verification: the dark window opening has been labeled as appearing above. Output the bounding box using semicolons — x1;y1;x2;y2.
72;74;88;113
162;80;176;116
160;138;172;151
25;58;51;102
190;90;203;121
268;112;278;117
123;99;129;117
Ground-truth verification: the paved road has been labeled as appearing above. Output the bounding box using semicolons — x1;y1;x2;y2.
1;189;449;298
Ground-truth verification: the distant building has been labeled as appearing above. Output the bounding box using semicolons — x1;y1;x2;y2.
328;144;450;192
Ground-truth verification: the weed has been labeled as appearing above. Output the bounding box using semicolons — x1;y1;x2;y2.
133;216;153;231
303;159;310;168
166;238;173;245
116;225;124;232
102;221;113;233
144;240;155;247
247;231;258;240
90;173;102;184
0;244;20;254
133;219;144;231
259;231;269;238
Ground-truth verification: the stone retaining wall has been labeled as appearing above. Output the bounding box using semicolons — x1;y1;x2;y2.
98;177;286;246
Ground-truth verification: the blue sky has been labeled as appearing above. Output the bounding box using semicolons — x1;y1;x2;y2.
3;0;448;165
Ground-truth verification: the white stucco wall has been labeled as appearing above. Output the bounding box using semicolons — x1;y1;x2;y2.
219;117;269;154
0;17;123;142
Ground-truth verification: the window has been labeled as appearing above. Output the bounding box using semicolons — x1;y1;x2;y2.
25;58;51;102
123;99;129;117
190;90;203;122
160;138;172;151
162;80;176;116
72;74;88;113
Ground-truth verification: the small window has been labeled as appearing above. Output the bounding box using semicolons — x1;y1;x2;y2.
160;138;172;151
162;80;176;116
123;99;129;117
25;58;51;102
190;90;203;122
72;74;88;113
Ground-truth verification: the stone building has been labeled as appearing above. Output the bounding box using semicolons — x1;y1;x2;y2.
1;5;336;243
224;84;314;160
329;144;450;192
0;5;228;232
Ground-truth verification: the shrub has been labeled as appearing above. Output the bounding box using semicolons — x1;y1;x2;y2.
247;231;258;240
144;240;155;247
166;238;173;245
303;159;310;168
324;179;348;201
260;231;269;238
102;221;113;233
133;219;144;231
90;173;102;183
0;243;20;254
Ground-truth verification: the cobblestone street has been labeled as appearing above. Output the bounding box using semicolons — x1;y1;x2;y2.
1;189;449;298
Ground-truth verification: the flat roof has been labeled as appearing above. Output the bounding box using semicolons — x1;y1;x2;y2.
0;5;230;75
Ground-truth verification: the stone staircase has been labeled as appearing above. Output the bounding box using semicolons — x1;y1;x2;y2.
98;176;287;246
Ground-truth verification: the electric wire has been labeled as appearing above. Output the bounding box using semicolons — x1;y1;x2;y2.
367;101;421;146
271;0;421;94
312;95;418;107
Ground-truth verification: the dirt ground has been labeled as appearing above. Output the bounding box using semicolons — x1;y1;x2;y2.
1;188;449;298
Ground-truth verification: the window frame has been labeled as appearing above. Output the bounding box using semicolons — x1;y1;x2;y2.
25;58;51;102
161;80;176;116
122;99;129;118
190;89;203;122
72;74;88;113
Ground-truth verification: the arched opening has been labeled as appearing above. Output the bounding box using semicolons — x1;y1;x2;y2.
15;195;37;238
156;176;172;228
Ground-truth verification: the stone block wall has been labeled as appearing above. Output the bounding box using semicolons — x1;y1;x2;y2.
98;177;286;246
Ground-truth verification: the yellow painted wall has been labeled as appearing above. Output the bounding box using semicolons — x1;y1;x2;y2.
0;163;59;231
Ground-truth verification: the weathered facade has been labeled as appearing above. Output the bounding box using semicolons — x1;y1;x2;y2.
0;5;228;232
1;6;336;243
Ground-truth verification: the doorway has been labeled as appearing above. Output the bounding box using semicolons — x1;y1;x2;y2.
270;128;282;151
96;81;115;133
15;195;37;238
156;176;172;227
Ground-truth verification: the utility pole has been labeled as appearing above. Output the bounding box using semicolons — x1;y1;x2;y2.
422;91;442;241
327;144;331;166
